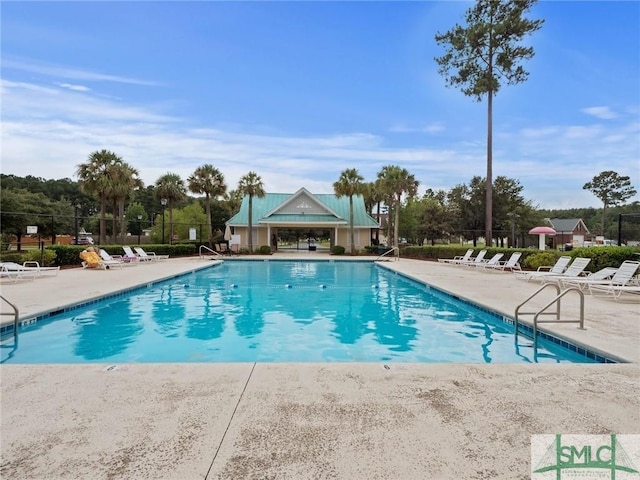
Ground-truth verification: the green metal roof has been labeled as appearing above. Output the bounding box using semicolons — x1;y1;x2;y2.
260;214;346;224
227;190;379;228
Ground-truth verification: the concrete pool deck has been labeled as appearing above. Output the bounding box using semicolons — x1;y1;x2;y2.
1;253;639;479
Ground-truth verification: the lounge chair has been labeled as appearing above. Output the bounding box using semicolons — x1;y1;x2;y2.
122;246;145;262
490;252;523;272
456;249;487;267
0;261;60;277
513;255;571;281
438;249;473;265
98;249;126;268
134;247;169;261
568;261;640;299
539;257;592;284
217;243;232;256
80;249;109;269
0;262;39;282
471;253;504;269
559;266;619;291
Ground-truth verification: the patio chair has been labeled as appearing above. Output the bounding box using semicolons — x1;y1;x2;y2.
80;249;110;270
559;266;619;291
471;253;504;269
490;252;523;272
569;261;640;299
1;261;60;277
438;249;473;265
456;249;487;267
98;249;126;268
0;262;39;282
134;247;169;261
539;257;592;284
122;246;145;262
513;255;571;281
217;243;232;256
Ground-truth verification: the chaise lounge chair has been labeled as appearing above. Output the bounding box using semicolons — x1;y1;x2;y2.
559;266;619;291
565;261;640;299
456;249;488;267
471;253;504;269
0;262;40;282
99;249;126;268
490;251;523;272
438;249;473;265
134;247;169;261
122;246;145;262
539;257;592;284
513;255;571;281
0;261;60;277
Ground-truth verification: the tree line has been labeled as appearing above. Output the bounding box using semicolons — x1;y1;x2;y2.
2;151;637;253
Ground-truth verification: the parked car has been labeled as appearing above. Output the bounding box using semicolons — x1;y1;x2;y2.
76;236;94;245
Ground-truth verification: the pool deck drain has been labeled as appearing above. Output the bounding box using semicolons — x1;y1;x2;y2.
1;254;639;479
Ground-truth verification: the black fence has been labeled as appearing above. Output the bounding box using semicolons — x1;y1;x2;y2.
0;210;227;250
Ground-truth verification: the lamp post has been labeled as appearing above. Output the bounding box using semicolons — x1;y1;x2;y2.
160;198;167;244
137;215;143;245
74;204;81;245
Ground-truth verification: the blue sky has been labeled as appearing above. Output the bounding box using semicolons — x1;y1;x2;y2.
1;1;639;209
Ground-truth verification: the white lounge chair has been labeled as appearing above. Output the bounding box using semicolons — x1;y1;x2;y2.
0;263;39;282
456;249;487;267
539;257;592;284
514;255;571;281
438;249;473;265
572;261;640;299
471;253;504;269
559;266;619;291
98;249;126;268
122;246;144;262
0;261;60;277
134;247;169;261
491;252;522;272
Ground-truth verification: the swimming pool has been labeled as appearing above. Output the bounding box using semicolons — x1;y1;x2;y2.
1;260;596;364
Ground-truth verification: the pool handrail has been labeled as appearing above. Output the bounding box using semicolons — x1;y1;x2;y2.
0;295;19;340
199;245;222;258
375;246;399;262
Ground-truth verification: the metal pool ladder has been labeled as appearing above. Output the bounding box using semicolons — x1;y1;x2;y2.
514;284;585;345
375;247;399;262
0;295;19;340
199;245;221;258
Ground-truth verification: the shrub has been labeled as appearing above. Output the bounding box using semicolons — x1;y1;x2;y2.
256;245;271;254
567;246;640;272
22;249;57;266
523;252;559;270
331;245;345;255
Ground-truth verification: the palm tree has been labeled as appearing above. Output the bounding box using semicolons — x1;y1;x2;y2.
155;173;187;244
188;165;227;248
333;168;365;255
76;149;124;245
377;165;419;248
237;172;265;253
110;163;143;243
363;180;385;244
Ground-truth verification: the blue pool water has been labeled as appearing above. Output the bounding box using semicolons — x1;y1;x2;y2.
1;261;596;364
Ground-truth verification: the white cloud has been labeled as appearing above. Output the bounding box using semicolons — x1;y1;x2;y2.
57;83;91;92
389;122;445;134
1;78;638;210
581;106;617;120
3;56;160;86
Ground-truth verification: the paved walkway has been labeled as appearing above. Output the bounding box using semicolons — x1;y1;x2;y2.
1;254;639;479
